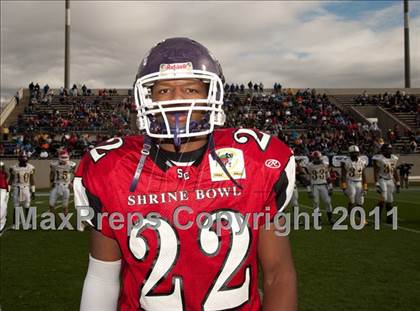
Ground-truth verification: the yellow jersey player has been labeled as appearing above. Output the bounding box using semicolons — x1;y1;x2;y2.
341;145;368;213
304;151;334;225
9;153;35;224
373;144;400;223
49;150;76;215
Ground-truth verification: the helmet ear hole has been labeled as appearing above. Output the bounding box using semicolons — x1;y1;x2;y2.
214;111;226;126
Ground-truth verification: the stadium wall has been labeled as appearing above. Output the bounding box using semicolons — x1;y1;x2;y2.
354;105;411;132
2;156;420;189
321;88;420;95
0;88;23;126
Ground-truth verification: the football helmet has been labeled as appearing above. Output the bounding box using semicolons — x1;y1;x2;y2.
381;143;392;158
348;145;360;153
311;151;322;163
133;37;225;146
18;152;28;167
58;150;70;164
348;145;360;161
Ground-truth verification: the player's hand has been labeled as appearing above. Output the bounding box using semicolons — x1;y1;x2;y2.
375;182;381;194
363;183;368;196
31;192;36;200
340;182;347;192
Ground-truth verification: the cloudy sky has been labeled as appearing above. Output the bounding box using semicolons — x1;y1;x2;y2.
1;1;419;103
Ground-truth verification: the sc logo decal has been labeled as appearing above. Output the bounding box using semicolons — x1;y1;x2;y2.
265;159;281;169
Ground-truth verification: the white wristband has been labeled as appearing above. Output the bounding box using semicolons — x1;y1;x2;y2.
80;255;121;311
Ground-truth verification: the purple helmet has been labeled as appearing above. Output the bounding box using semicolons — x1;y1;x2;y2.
133;37;226;145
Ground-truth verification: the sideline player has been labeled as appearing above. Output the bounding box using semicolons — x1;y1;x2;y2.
75;38;297;311
341;145;368;214
49;150;76;215
290;159;303;211
9;153;35;223
397;162;412;189
0;162;9;234
373;144;400;223
304;151;334;225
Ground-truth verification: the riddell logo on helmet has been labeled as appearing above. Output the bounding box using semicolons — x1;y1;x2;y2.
160;62;193;72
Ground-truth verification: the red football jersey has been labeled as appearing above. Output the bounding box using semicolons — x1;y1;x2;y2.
74;128;295;311
0;171;8;190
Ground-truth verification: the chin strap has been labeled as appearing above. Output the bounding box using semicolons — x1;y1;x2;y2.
173;113;182;152
208;134;243;190
129;136;152;192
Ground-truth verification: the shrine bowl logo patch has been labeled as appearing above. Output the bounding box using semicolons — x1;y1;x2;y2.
209;148;246;181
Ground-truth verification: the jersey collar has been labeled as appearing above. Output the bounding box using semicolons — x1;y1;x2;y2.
149;140;209;172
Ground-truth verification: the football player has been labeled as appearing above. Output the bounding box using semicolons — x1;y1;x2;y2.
291;158;307;211
304;151;334;225
0;161;9;234
9;153;35;222
75;38;297;311
341;145;368;213
49;150;76;215
373;144;400;223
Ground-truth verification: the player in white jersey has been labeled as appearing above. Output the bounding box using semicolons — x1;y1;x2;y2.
290;159;304;210
373;144;400;223
49;150;76;215
341;145;368;213
8;153;36;222
304;151;334;225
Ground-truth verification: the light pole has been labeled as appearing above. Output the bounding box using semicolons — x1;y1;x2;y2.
65;0;70;90
404;0;410;88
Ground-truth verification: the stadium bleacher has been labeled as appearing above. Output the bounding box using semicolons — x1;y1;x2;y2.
1;84;420;159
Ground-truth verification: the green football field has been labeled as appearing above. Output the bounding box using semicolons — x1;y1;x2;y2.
1;188;419;311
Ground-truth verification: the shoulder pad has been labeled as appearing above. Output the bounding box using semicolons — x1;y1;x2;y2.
372;154;382;161
214;128;293;163
76;136;143;183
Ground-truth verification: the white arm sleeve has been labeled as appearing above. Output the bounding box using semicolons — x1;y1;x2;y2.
80;254;121;311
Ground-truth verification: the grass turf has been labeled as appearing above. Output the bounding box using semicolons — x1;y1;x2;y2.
1;189;419;310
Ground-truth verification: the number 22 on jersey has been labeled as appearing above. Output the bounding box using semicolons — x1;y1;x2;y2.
129;210;251;310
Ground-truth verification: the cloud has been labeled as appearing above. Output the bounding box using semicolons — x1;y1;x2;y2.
1;0;419;102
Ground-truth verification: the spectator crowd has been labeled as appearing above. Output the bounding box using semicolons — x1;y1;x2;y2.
1;83;135;159
1;82;419;159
